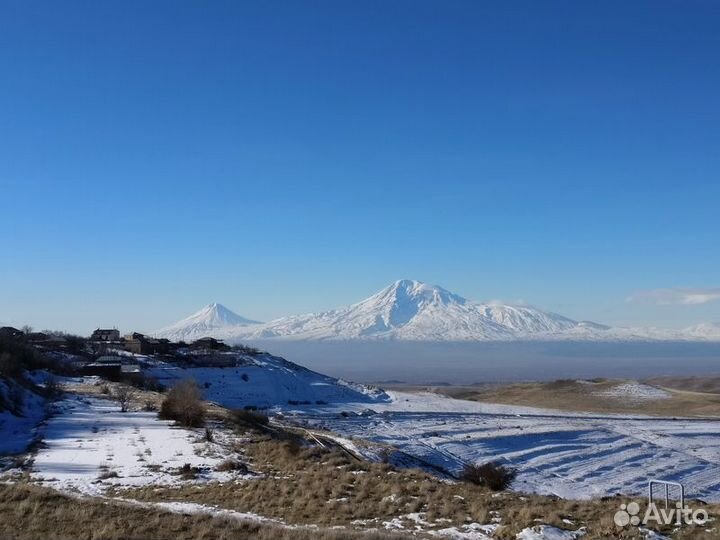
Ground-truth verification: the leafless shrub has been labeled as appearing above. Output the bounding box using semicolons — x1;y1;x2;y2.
113;386;135;413
461;461;517;491
159;380;205;427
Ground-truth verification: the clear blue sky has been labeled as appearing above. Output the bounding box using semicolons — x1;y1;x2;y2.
1;1;719;334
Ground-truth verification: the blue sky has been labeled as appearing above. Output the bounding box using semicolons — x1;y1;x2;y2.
1;1;719;334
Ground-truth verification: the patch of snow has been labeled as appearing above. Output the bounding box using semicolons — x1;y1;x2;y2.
433;522;498;539
594;383;671;402
516;525;585;539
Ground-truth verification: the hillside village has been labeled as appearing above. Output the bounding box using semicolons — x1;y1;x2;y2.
0;324;261;377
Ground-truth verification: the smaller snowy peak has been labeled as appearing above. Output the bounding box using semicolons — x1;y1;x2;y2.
191;303;261;327
154;303;261;342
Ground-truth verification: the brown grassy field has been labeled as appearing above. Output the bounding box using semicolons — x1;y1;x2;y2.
646;376;720;394
115;431;719;539
436;378;720;417
0;482;395;540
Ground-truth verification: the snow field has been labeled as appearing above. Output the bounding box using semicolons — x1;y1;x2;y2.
31;395;250;496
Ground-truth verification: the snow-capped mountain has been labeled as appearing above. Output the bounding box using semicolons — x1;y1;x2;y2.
241;280;588;341
155;281;720;343
156;280;619;342
154;303;261;342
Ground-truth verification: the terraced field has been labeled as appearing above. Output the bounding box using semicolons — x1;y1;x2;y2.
300;392;720;501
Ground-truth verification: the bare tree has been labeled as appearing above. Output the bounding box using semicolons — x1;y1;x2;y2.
113;386;135;413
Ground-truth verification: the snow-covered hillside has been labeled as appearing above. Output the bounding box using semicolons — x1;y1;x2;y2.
144;352;388;409
0;377;47;455
154;280;720;343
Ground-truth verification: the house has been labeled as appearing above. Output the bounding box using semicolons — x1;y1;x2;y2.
82;355;123;377
123;333;171;355
26;332;49;342
27;332;66;345
82;355;140;378
90;328;121;342
190;337;229;351
123;332;151;354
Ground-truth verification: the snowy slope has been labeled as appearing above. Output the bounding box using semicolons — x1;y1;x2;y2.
145;352;389;409
154;303;261;342
154;280;720;343
0;378;46;455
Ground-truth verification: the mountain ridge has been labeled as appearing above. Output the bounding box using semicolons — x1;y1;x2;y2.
153;280;720;343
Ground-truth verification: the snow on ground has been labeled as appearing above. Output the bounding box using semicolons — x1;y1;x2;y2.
0;379;46;456
285;391;720;502
431;522;499;539
31;394;246;496
594;383;671;402
516;525;585;539
145;353;388;409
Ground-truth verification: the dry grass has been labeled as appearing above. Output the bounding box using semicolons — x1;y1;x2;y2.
115;435;720;539
0;482;397;540
440;378;720;417
645;376;720;395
